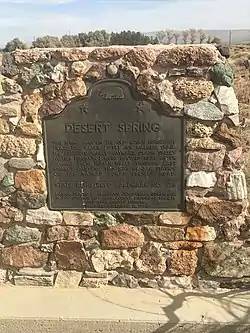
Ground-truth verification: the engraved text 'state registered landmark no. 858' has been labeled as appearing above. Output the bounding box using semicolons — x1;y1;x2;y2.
43;79;185;211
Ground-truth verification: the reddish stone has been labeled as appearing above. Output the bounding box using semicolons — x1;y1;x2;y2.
15;170;46;194
100;224;144;249
0;205;23;224
156;45;219;68
186;226;216;241
55;241;89;271
224;147;244;170
85;64;106;81
53;48;89;61
187;196;246;223
163;241;203;250
89;47;128;61
213;123;242;148
39;99;66;117
119;212;159;225
46;226;79;242
187;150;226;172
61;78;86;102
216;171;231;189
123;48;156;70
22;91;43;122
169;250;198;276
1;245;48;268
136;70;158;97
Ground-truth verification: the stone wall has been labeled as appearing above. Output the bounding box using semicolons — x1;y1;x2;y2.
0;44;249;290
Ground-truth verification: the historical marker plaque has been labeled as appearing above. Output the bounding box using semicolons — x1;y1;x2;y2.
43;79;185;211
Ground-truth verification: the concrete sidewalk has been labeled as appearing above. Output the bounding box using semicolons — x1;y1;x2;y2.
0;285;249;332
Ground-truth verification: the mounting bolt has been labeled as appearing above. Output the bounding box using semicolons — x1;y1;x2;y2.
106;62;119;76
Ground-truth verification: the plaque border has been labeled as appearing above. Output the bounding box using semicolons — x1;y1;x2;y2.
43;78;186;212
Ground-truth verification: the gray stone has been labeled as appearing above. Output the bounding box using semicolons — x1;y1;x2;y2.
168;68;186;76
227;114;240;126
2;53;20;77
4;225;41;245
55;271;82;288
210;62;234;87
111;273;139;288
13;275;53;286
1;173;14;187
80;277;108;288
26;207;63;226
203;242;250;278
0;93;22;104
84;271;108;278
135;242;166;275
83;238;100;251
184;101;224;121
138;278;159;289
214;86;239;115
93;213;117;230
157;80;183;111
158;276;192;290
197;277;220;291
226;172;248;200
1;78;22;94
186;171;217;188
0;185;16;197
40;243;54;253
16;268;54;276
8;157;35;170
0;100;21;117
0;158;8;182
220;277;250;290
143;226;185;242
0;269;7;284
36;142;46;169
17;191;47;209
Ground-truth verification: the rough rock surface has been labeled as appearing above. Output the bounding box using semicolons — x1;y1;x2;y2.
186;226;216;241
26;207;63;226
0;45;246;290
135;242;166;275
91;248;139;273
184;101;223;121
15;170;46;194
143;226;185;242
1;245;47;268
169;250;198;276
55;270;82;288
55;241;89;271
4;225;41;244
186;171;217;188
203;242;250;278
158;212;191;226
187;150;226;171
187;197;246;223
100;224;144;249
173;78;213;102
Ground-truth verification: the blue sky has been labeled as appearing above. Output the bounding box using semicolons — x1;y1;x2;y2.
0;0;249;46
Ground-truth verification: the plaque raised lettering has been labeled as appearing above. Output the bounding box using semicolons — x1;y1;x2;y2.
43;79;185;211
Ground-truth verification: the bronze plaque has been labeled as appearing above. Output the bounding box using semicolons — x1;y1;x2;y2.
43;79;185;211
